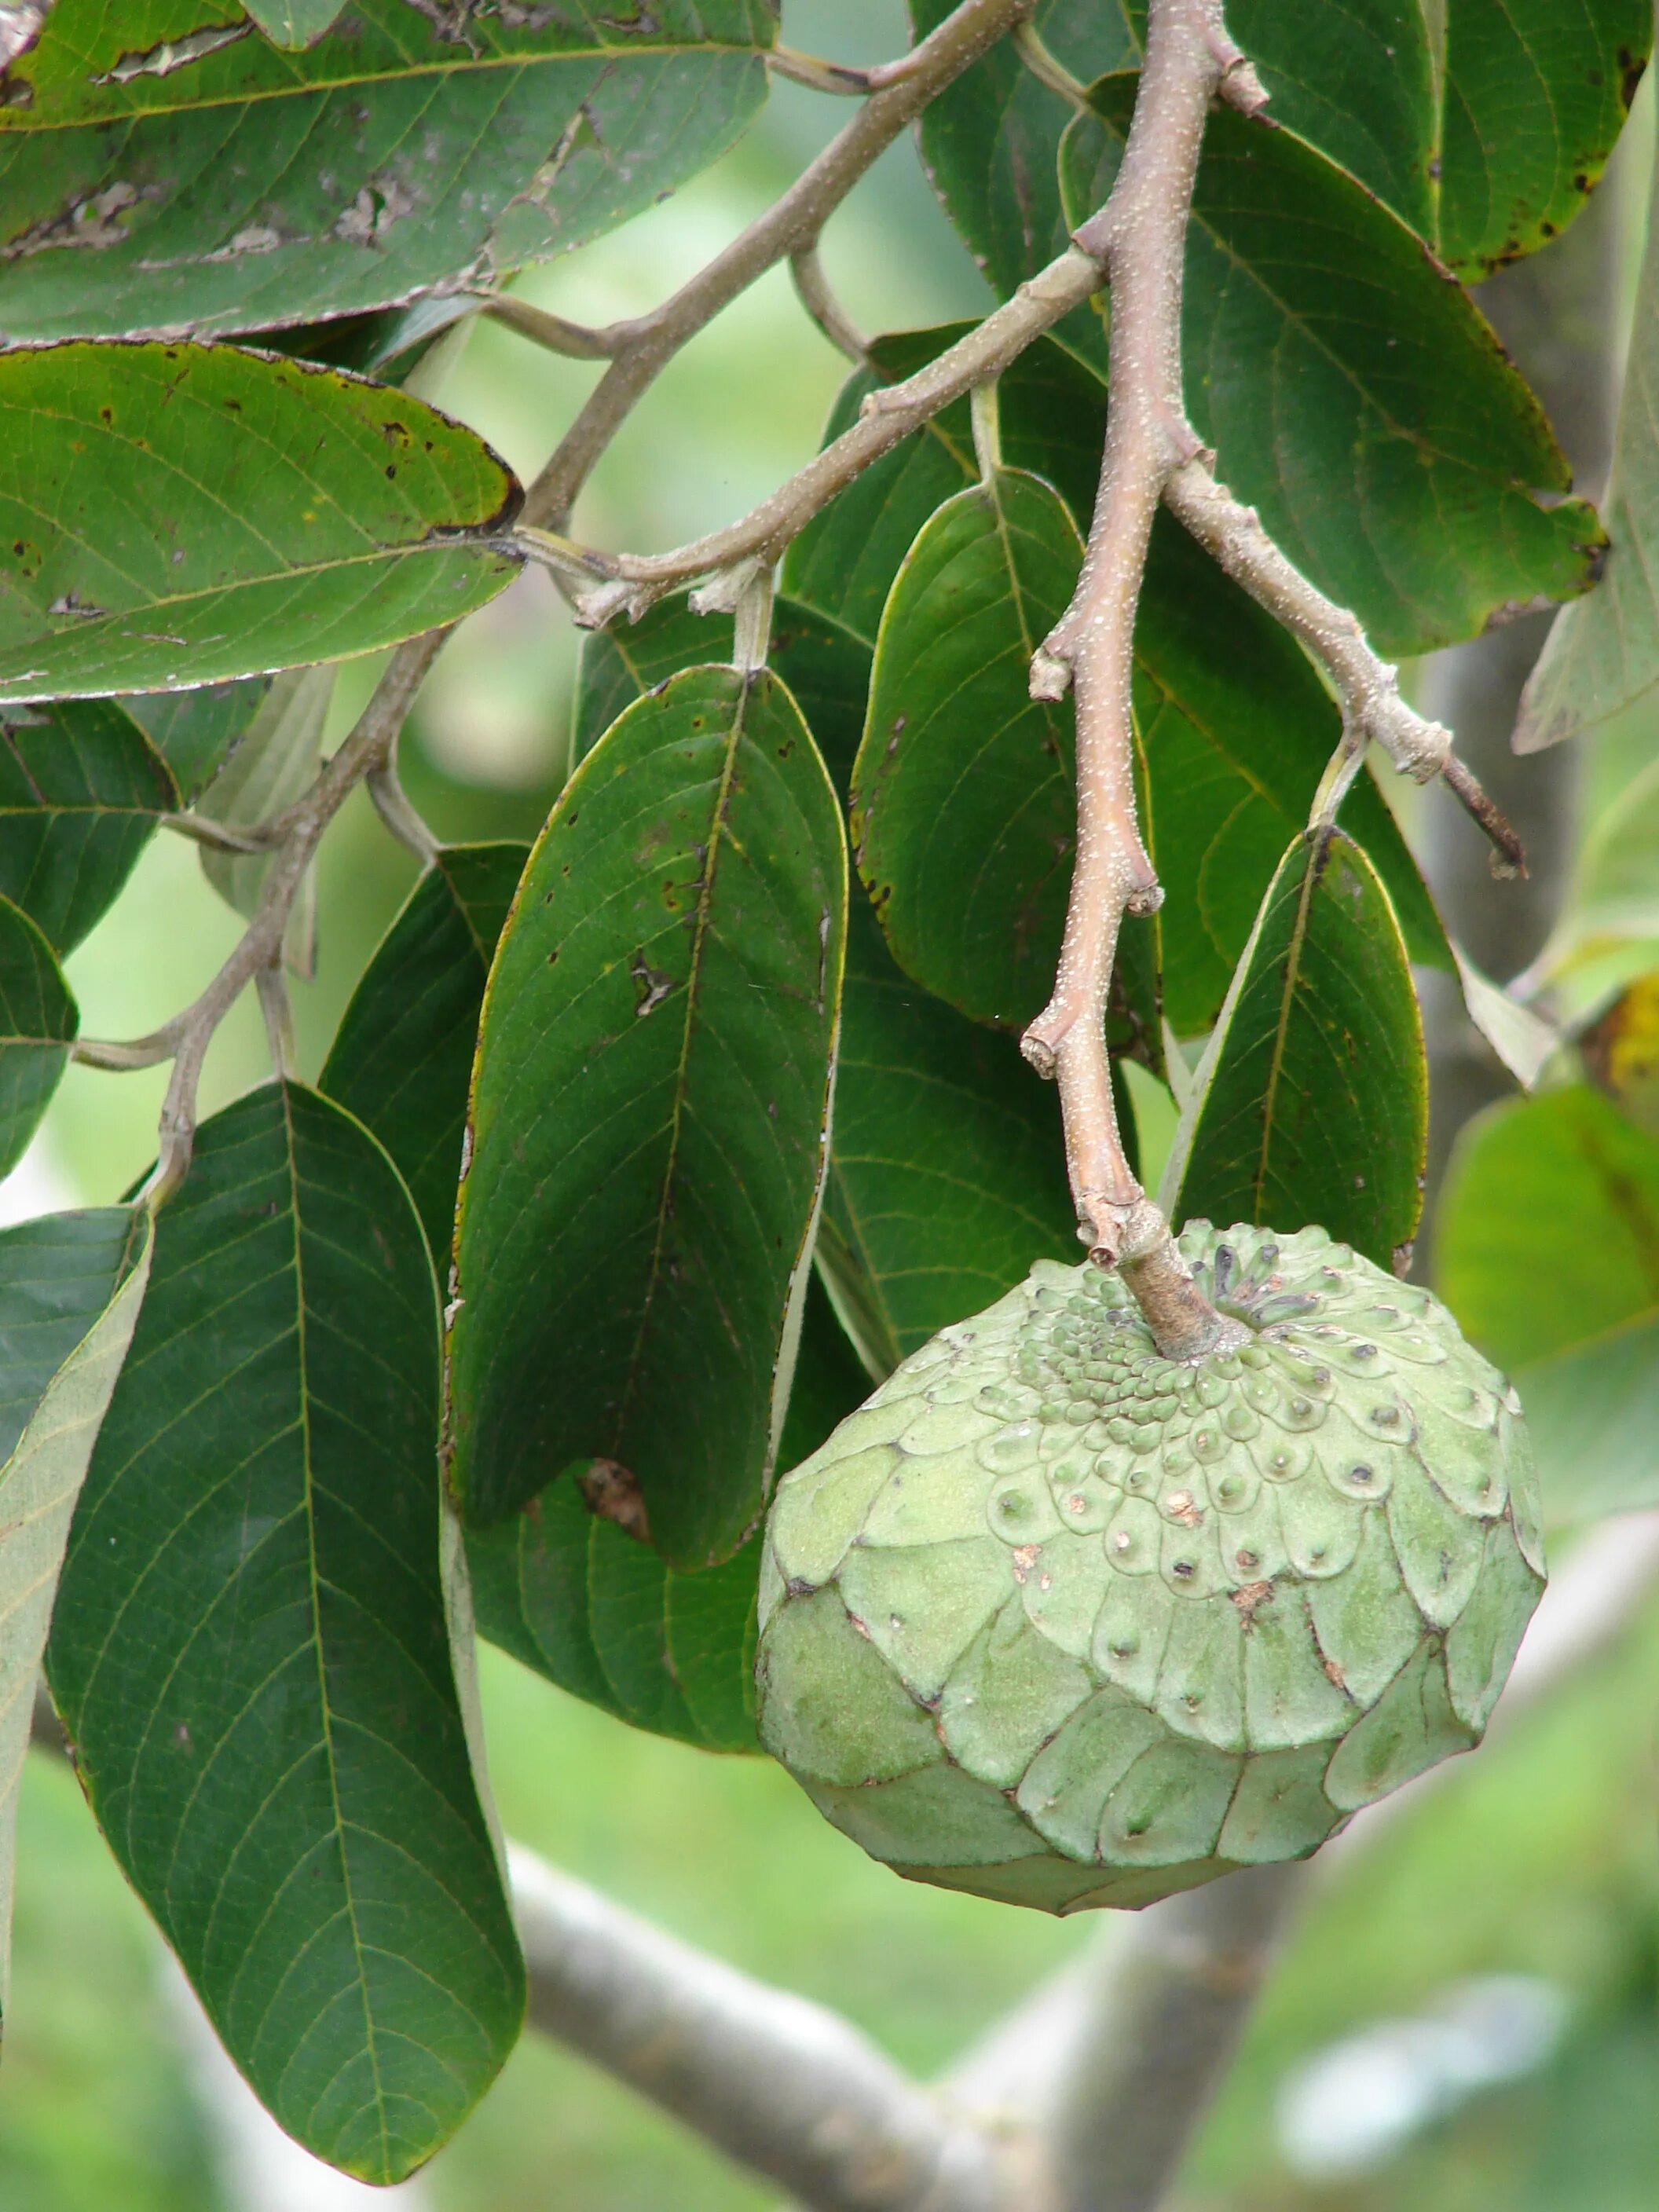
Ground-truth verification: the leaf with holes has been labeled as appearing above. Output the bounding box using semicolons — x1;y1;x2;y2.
466;1276;867;1752
0;701;177;954
1162;830;1426;1270
1437;1086;1659;1523
46;1083;525;2184
322;844;528;1268
0;897;76;1176
1060;79;1604;656
0;0;777;341
448;666;847;1569
1229;0;1650;273
851;466;1082;1031
0;1206;151;2026
0;342;521;702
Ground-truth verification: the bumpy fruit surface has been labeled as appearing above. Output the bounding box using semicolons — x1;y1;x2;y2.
756;1225;1544;1914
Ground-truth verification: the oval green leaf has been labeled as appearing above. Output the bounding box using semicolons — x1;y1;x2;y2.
1163;830;1427;1270
851;466;1083;1031
448;665;848;1569
0;342;521;702
323;843;528;1268
46;1084;526;2185
1060;79;1604;656
0;1;776;340
0;701;178;954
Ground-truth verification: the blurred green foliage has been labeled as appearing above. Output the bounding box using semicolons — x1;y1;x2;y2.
5;5;1657;2209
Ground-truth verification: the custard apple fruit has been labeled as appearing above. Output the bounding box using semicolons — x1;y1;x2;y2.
756;1225;1544;1914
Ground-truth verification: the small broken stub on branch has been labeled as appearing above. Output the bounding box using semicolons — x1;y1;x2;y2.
578;1458;651;1543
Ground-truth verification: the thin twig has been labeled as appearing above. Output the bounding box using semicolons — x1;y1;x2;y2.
791;243;870;364
158;811;273;856
465;288;620;361
367;760;442;866
518;0;1030;533
1161;457;1525;870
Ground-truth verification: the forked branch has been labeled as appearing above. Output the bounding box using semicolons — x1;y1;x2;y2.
1019;0;1263;1356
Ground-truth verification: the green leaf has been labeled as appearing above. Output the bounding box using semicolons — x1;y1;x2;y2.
1060;79;1604;657
0;701;178;954
574;596;872;795
906;0;1135;368
1437;1086;1659;1522
1229;0;1648;272
1135;522;1449;1033
245;0;350;46
820;896;1078;1372
0;1207;151;2024
0;896;76;1176
0;342;522;703
122;678;269;801
851;466;1083;1031
1163;830;1426;1270
322;843;528;1269
197;665;334;975
46;1083;525;2184
1518;124;1659;753
571;595;1086;1371
467;1275;867;1752
0;0;776;341
449;665;848;1569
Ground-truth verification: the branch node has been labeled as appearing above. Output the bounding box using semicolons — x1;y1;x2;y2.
1029;645;1073;701
1213;49;1269;115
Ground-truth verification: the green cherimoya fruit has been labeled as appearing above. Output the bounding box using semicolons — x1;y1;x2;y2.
756;1224;1544;1914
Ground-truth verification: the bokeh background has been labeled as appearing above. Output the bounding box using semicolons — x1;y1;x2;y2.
5;5;1658;2208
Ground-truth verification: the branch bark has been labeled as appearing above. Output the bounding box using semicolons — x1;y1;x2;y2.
510;1844;1007;2212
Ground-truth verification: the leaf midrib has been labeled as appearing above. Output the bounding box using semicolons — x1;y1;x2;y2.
7;35;767;133
281;1082;392;2176
610;676;750;1450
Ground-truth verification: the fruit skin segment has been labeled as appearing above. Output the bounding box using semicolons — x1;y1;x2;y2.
755;1224;1544;1914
